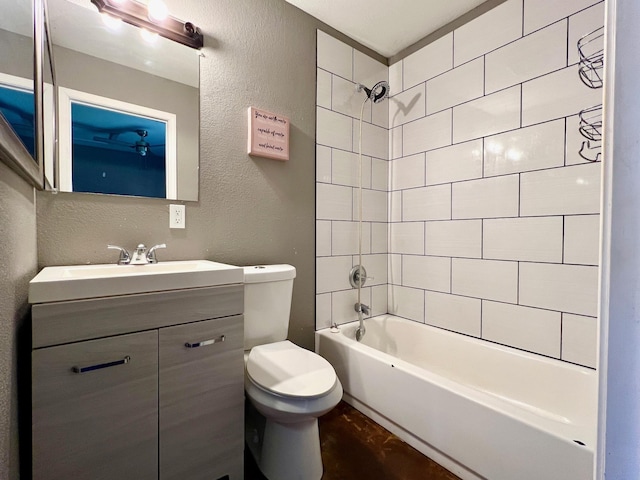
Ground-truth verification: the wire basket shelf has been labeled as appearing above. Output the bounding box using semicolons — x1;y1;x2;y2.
578;26;604;89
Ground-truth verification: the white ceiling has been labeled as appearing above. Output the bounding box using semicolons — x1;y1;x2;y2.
285;0;488;57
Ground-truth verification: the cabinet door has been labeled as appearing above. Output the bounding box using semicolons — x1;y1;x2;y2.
32;330;158;480
159;315;244;480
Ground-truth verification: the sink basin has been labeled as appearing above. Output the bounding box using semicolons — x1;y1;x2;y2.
29;260;244;303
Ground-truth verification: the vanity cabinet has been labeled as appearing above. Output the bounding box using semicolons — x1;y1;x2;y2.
31;284;244;480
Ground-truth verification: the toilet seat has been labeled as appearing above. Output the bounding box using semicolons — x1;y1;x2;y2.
246;341;337;398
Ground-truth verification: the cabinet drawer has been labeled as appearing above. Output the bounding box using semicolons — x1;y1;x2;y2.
32;284;243;347
32;330;159;480
159;315;244;480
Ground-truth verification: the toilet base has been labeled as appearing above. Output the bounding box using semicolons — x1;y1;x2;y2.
245;400;323;480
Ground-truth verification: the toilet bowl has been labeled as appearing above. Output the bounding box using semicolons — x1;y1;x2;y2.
242;266;342;480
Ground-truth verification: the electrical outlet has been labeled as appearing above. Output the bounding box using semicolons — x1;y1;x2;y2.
170;204;185;229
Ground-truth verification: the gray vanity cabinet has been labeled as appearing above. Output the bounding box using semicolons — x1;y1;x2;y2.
31;284;244;480
32;330;159;480
159;315;244;480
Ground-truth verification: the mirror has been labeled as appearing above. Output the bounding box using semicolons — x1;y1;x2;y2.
0;0;47;188
48;0;200;200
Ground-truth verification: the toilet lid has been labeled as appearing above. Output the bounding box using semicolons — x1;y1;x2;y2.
246;341;337;398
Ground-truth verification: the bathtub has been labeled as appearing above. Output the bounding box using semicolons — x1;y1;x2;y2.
315;315;596;480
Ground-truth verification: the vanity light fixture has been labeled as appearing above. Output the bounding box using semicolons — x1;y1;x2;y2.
90;0;204;49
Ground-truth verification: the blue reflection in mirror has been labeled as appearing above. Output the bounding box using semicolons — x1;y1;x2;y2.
0;84;35;157
71;102;167;198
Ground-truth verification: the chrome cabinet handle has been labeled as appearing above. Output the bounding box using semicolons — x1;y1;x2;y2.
185;335;225;348
72;355;131;374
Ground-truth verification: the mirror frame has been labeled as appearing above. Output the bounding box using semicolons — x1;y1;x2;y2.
0;0;46;189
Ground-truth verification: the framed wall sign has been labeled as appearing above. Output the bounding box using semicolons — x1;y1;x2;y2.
247;106;290;161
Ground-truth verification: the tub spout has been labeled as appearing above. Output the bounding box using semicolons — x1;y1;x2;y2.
354;303;369;341
354;303;370;316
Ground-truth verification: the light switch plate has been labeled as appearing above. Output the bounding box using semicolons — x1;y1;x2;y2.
170;204;185;229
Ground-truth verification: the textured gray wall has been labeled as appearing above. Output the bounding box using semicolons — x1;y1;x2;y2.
36;0;382;350
0;162;37;480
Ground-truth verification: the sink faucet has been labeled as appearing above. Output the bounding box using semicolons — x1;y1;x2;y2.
108;243;166;265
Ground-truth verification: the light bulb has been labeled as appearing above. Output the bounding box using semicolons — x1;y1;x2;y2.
147;0;169;22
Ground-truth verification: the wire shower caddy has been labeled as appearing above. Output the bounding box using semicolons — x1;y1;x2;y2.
577;26;604;162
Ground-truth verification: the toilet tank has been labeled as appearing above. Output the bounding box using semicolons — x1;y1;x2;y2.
243;265;296;350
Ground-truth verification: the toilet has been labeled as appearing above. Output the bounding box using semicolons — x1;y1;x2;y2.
243;265;342;480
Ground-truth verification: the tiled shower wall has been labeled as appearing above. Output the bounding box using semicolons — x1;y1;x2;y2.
315;30;390;328
316;0;604;369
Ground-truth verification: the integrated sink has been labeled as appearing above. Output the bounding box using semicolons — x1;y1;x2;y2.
29;260;244;303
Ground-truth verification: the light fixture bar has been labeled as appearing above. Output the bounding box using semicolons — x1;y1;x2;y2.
90;0;204;49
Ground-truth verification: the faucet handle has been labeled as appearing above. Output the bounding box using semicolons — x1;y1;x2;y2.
107;245;131;265
146;243;167;264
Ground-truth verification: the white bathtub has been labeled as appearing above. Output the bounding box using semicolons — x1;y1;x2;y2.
315;315;597;480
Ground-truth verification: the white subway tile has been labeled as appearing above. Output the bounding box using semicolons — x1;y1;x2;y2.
317;30;353;80
519;262;599;316
451;258;519;303
317;108;353;151
371;222;388;254
486;21;567;94
372;98;389;129
332;75;369;119
389;83;426;127
371;158;389;191
389;253;402;285
402;255;451;293
568;2;605;65
353;119;388;160
317;183;352;221
520;163;601;216
360;253;388;287
482;301;561;357
316;293;332;330
403;33;453;89
389;61;403;97
425;220;482;258
453;86;521;143
332;149;371;188
353;50;387;93
388;285;425;322
403;110;452;156
426;139;483;186
316;255;353;294
562;313;598;368
392;153;425;191
316;145;331;183
390;125;403;160
425;292;481;336
524;0;600;35
390;222;424;255
427;57;484;114
484;120;565;177
332;221;370;256
522;65;603;127
454;0;523;66
403;184;452;221
317;68;332;109
355;189;388;223
483;217;564;263
371;284;389;316
332;288;366;324
316;220;332;257
390;191;402;222
564;214;600;265
452;175;519;219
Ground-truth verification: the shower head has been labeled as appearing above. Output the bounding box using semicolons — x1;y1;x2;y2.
356;80;390;104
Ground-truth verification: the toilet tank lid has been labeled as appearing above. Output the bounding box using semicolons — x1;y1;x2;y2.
243;264;296;283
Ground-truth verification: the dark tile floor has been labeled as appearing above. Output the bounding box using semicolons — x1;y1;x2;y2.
245;401;461;480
